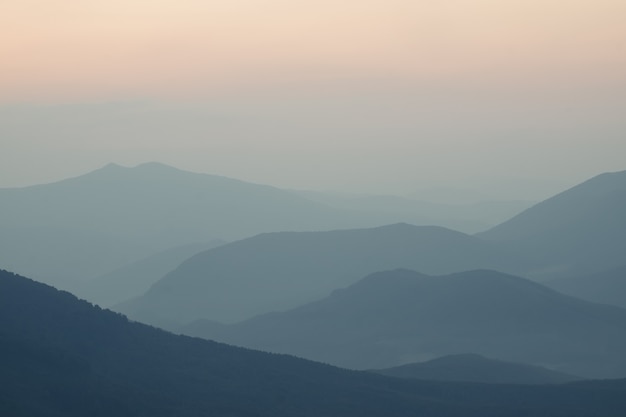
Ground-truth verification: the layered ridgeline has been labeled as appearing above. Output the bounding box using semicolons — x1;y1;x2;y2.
546;264;626;309
118;223;523;326
0;162;380;289
181;269;626;379
372;354;580;385
0;162;529;294
294;190;532;234
3;269;626;417
75;240;226;307
120;169;626;327
479;170;626;279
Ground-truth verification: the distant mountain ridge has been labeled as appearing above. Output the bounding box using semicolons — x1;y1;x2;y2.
0;161;361;242
1;162;531;294
119;223;523;326
546;264;626;308
295;190;532;233
372;353;581;384
120;168;626;331
479;170;626;278
75;239;226;307
0;162;393;290
181;269;626;378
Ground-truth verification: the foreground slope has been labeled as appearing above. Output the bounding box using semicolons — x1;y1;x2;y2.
6;270;626;416
183;269;626;378
120;223;522;325
479;170;626;278
372;354;580;384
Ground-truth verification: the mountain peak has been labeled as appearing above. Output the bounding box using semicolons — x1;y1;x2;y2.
97;162;126;172
373;353;581;384
102;162;124;169
133;161;181;172
96;162;186;175
478;168;626;277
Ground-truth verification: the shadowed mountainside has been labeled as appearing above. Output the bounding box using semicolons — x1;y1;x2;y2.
181;269;626;378
479;170;626;279
545;264;626;309
119;169;626;328
6;269;626;416
118;223;523;326
372;353;581;384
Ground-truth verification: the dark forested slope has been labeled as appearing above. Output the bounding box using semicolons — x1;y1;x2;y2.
4;269;626;416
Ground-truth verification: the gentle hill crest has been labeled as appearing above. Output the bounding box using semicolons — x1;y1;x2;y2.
545;264;626;309
119;223;523;326
0;162;399;290
479;169;626;278
372;353;581;384
75;239;226;307
181;268;626;378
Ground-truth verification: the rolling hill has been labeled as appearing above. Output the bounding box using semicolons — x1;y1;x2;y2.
119;169;626;328
479;170;626;279
372;353;580;384
545;264;626;308
295;190;532;233
181;269;626;378
75;239;226;307
6;269;626;416
118;223;523;326
0;162;385;289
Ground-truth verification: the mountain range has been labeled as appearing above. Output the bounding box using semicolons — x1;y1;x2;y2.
180;269;626;378
546;264;626;309
117;169;626;327
3;165;626;415
3;269;626;417
118;223;522;326
371;353;580;384
0;162;527;293
295;190;532;233
75;239;226;307
0;162;366;288
479;170;626;279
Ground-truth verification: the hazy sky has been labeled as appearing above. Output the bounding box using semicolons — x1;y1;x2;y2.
1;0;625;197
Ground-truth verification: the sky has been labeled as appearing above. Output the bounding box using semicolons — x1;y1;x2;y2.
1;0;625;198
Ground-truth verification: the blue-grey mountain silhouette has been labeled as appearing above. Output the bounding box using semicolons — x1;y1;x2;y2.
479;170;626;279
1;162;524;295
372;353;580;384
5;269;626;416
546;264;626;308
182;269;626;378
295;190;532;233
75;239;226;307
0;162;389;291
119;223;522;326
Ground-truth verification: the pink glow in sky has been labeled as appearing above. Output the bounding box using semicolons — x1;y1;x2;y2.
2;0;625;99
1;1;625;194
